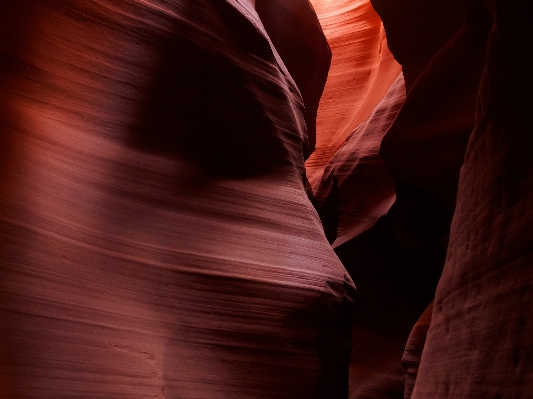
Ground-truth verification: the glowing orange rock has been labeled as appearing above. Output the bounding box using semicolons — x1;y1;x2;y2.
313;73;405;246
305;0;401;185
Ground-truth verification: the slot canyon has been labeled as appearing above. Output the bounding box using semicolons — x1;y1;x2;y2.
1;0;532;398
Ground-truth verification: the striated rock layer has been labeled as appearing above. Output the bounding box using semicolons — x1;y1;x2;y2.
255;0;331;155
412;0;533;396
0;1;355;398
305;0;401;184
313;73;405;247
313;0;493;397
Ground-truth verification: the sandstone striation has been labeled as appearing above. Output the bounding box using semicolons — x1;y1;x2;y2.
305;0;401;184
313;73;405;246
0;1;355;398
310;0;496;397
255;0;331;156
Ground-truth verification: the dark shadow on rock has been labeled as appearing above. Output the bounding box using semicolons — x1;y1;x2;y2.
127;2;285;179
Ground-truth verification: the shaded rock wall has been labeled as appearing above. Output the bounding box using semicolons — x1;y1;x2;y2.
1;0;532;398
370;0;464;90
255;0;331;155
412;1;533;396
402;302;433;399
330;0;532;397
307;0;529;397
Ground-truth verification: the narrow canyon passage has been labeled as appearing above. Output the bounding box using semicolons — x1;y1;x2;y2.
1;1;532;398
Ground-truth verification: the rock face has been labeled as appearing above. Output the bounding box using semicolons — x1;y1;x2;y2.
305;0;401;184
2;0;532;398
380;0;493;214
370;0;464;90
411;1;533;396
305;1;477;397
0;1;355;398
255;0;331;155
313;73;405;246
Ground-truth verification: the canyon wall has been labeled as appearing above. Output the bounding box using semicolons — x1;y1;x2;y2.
1;0;532;398
411;1;533;396
310;0;531;397
305;0;402;184
0;1;355;398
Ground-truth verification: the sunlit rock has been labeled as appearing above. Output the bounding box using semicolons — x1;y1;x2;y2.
305;0;401;184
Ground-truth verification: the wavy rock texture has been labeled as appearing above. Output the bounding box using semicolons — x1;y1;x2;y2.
305;0;401;184
255;0;331;155
359;1;493;397
0;1;355;398
412;1;533;396
313;73;405;247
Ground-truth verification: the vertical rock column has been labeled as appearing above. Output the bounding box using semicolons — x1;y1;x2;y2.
412;1;533;396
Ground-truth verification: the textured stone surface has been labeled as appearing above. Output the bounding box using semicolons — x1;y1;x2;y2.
305;0;401;184
0;1;355;398
313;73;405;246
314;1;493;397
255;0;331;155
412;0;533;396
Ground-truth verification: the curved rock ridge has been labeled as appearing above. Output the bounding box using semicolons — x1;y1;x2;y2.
0;1;355;398
305;0;401;184
255;0;332;156
412;0;533;396
370;0;464;90
309;1;493;397
313;73;405;247
353;1;494;397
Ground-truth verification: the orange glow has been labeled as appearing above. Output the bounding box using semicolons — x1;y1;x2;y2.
306;0;401;185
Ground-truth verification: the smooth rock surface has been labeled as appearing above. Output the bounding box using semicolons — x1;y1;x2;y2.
380;1;492;212
370;0;464;90
402;302;433;399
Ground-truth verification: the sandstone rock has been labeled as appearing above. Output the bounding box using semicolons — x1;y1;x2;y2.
255;0;331;156
380;1;492;213
305;0;401;184
402;302;433;399
412;1;533;396
370;0;464;90
0;1;355;397
313;73;405;246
